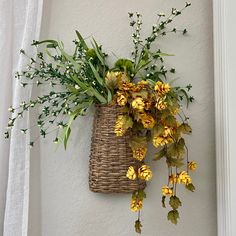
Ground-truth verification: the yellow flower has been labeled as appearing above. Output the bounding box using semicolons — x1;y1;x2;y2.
162;185;173;197
114;115;125;136
135;80;149;91
177;171;192;185
152;136;173;147
139;113;156;129
132;146;147;161
163;126;173;138
169;174;178;184
126;166;137;180
132;97;145;111
130;199;143;212
138;165;153;181
154;81;171;96
188;161;197;171
119;81;135;91
114;115;133;136
116;91;127;106
105;71;129;89
156;98;167;110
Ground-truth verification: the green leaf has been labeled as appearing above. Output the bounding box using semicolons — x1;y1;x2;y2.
91;38;106;65
167;138;185;158
58;112;78;149
75;30;89;50
169;196;182;210
185;183;195;192
132;189;146;201
164;115;177;127
32;40;58;47
166;156;184;168
167;210;180;224
107;89;113;103
179;123;192;135
88;61;104;86
153;52;175;57
154;148;166;161
152;125;164;137
58;45;82;72
135;219;142;234
63;127;71;150
89;87;107;104
180;89;190;107
162;196;166;208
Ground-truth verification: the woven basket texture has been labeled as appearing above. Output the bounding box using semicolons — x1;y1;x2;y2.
89;104;146;193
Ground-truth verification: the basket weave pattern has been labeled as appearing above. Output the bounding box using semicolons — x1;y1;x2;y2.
89;104;146;193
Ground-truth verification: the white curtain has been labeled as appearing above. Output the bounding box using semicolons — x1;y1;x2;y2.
0;0;43;235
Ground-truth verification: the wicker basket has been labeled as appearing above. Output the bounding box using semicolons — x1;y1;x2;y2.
89;104;146;193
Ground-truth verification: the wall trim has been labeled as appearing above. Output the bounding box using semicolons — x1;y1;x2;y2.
213;0;232;236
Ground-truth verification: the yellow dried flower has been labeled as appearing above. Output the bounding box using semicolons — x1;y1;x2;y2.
169;174;178;185
162;185;173;197
105;71;128;89
114;115;133;136
177;171;192;185
154;81;171;96
114;115;125;136
105;71;119;89
132;146;147;161
156;98;167;110
119;81;135;91
116;91;127;106
130;199;143;212
163;126;173;138
188;161;197;171
126;166;137;180
132;97;145;111
144;100;152;110
140;113;156;129
152;136;173;147
138;165;153;181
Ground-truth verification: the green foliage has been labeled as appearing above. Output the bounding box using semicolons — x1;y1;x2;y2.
169;196;182;210
135;219;142;234
185;183;195;192
114;59;134;75
167;210;180;224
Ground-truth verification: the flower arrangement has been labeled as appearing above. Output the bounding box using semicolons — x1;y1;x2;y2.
5;2;196;233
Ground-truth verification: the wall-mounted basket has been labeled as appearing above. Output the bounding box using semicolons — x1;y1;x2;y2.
89;104;146;193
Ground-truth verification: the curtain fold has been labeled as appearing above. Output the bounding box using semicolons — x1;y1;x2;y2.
0;0;43;235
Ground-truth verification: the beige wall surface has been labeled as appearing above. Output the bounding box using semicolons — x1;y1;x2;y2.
28;0;216;235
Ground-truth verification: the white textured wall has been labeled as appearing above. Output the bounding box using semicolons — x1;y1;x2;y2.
28;0;216;235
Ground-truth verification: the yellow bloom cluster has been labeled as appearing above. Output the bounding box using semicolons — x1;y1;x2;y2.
132;146;147;161
156;97;167;110
188;161;197;171
162;185;173;197
169;171;193;186
139;113;156;129
154;81;171;96
111;74;194;228
153;135;173;147
132;97;145;111
117;91;127;106
130;199;143;212
138;165;153;181
169;174;178;185
105;71;128;89
126;166;137;180
114;115;126;136
177;171;192;185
